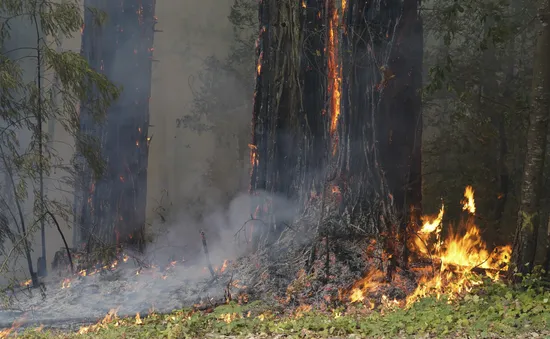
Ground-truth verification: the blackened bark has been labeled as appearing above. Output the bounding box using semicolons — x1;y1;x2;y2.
338;0;422;272
301;0;328;199
510;3;550;275
386;0;423;266
250;0;423;276
77;0;156;251
250;0;329;247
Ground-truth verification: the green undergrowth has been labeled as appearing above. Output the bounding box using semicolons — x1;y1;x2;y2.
13;281;550;338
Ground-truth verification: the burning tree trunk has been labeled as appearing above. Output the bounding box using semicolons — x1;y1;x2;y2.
249;0;423;276
76;0;156;251
333;0;424;276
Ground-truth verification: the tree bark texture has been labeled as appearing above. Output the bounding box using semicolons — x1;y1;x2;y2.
76;0;156;251
249;0;423;269
510;1;550;275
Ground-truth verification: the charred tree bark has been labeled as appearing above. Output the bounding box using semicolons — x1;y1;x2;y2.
510;2;550;276
250;0;328;248
249;0;423;278
380;0;423;267
77;0;156;251
337;0;423;274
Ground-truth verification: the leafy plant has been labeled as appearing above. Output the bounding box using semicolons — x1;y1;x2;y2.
0;0;120;286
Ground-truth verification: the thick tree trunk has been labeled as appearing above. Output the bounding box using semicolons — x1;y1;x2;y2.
337;0;423;275
250;0;423;277
250;0;329;248
77;0;156;251
510;2;550;275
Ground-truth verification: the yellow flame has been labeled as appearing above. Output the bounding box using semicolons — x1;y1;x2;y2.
61;278;71;289
420;204;444;234
135;313;143;325
344;186;511;307
406;187;511;305
462;186;476;214
349;270;385;303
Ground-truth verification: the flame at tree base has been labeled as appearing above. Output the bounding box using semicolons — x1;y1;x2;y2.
344;186;512;307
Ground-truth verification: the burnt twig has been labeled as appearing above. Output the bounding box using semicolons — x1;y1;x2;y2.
46;211;74;274
306;177;330;273
200;230;216;277
193;300;226;312
234;217;267;240
225;273;234;302
325;233;330;282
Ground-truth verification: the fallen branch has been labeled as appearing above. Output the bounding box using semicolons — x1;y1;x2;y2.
192;299;226;312
234;217;268;239
46;211;74;274
200;230;216;277
412;260;506;277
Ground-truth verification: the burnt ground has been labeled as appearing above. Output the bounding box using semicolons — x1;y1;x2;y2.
0;259;244;330
0;243;379;332
0;197;421;332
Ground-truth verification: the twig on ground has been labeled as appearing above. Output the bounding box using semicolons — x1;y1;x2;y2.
193;299;226;312
306;180;330;273
225;273;234;302
234;217;268;241
407;226;436;277
200;230;216;278
46;211;74;274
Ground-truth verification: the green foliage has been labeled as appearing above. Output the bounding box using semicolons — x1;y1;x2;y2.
11;282;550;338
0;0;120;276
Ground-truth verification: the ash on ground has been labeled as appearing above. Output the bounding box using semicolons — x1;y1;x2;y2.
0;258;245;328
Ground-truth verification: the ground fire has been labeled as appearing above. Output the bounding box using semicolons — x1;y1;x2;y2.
344;186;512;307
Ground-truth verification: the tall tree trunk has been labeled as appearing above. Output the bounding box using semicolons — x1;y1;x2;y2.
250;0;423;278
77;0;156;252
337;0;423;277
250;0;327;248
481;17;508;242
510;2;550;275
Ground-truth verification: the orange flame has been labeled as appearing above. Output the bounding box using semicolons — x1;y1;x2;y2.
0;318;24;338
78;308;120;334
257;51;263;75
406;186;510;305
61;278;71;289
327;0;342;146
345;186;511;307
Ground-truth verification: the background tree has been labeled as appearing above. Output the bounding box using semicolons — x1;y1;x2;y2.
421;0;538;247
74;0;155;252
242;0;424;285
510;0;550;274
0;0;119;286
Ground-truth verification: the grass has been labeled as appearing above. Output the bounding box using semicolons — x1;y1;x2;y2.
7;280;550;338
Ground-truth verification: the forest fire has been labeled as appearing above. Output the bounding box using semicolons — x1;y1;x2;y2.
78;308;120;335
0;319;22;338
345;186;511;306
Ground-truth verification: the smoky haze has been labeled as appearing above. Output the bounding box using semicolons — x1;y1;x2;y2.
0;192;294;326
146;0;252;255
0;0;259;326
